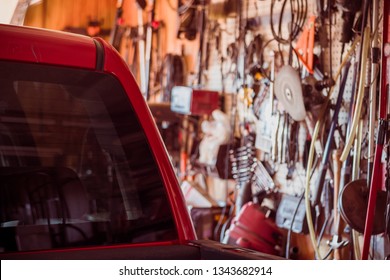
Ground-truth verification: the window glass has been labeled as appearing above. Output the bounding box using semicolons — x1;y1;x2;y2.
0;61;177;253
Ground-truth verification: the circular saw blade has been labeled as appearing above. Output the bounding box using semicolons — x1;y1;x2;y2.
339;179;386;235
274;65;306;121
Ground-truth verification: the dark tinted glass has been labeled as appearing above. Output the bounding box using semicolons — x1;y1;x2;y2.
0;61;177;253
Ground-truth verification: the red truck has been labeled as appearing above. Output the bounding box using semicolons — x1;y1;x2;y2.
0;24;279;260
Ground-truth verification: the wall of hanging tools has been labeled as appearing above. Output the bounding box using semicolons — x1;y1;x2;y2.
107;0;390;260
23;0;390;260
148;0;389;260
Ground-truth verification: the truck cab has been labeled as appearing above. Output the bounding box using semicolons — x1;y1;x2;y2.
0;24;279;260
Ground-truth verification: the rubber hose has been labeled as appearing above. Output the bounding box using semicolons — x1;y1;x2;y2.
340;27;371;161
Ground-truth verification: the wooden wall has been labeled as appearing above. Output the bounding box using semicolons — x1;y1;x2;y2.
24;0;116;31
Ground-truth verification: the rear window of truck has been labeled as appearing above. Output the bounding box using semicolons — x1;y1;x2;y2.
0;61;178;253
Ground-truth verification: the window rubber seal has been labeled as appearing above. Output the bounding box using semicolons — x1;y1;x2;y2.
93;39;105;71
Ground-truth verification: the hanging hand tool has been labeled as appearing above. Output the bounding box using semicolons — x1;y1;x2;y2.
329;149;349;259
367;0;381;184
294;15;316;74
136;0;147;99
252;160;275;195
196;0;207;86
316;0;330;49
286;121;299;179
10;0;32;26
145;0;156;100
278;113;287;164
336;0;362;43
230;136;257;214
109;0;125;50
269;52;276;117
340;0;371;162
339;59;358;185
271;112;281;162
352;121;365;259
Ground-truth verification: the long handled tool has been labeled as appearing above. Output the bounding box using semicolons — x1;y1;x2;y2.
352;120;364;260
330;149;345;259
145;0;156;100
311;61;352;207
134;0;148;99
367;0;381;183
10;0;31;26
109;0;124;50
340;0;371;162
361;0;390;259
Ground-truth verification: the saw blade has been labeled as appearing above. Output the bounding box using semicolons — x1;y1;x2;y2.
339;179;386;235
274;65;306;121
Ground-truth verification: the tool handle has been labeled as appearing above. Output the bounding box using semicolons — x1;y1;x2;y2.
311;162;328;207
332;149;343;259
340;11;355;43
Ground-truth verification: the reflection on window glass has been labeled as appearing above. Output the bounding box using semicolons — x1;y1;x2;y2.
0;61;177;253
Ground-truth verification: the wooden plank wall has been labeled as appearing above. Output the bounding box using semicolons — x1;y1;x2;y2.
24;0;116;32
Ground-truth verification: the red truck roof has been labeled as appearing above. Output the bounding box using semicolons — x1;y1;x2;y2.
0;24;196;249
0;24;97;69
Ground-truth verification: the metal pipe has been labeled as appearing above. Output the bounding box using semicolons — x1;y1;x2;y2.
352;120;364;180
145;0;156;100
351;119;364;260
137;5;147;98
367;0;380;183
